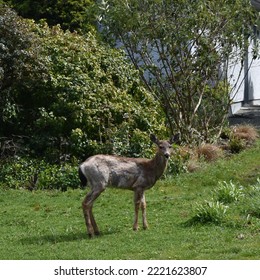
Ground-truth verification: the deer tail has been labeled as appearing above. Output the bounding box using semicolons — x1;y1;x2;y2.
78;166;87;188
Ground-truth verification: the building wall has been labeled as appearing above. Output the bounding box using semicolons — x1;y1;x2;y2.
230;37;260;114
248;56;260;105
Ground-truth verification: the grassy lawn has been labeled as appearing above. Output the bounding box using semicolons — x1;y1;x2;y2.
0;142;260;260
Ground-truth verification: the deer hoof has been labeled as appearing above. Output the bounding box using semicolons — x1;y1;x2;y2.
87;230;95;238
133;225;139;231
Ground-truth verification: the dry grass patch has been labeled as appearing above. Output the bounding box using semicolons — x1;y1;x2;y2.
186;159;201;173
232;124;258;144
197;144;224;162
173;125;258;173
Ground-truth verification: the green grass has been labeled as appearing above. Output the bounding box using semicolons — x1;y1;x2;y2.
1;142;260;259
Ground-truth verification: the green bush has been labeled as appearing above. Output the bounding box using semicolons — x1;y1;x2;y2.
0;157;79;190
165;149;188;176
34;25;164;159
0;7;165;160
0;6;47;137
4;0;96;32
228;137;246;154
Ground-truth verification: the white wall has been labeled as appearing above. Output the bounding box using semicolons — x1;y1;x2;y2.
248;57;260;105
230;39;260;114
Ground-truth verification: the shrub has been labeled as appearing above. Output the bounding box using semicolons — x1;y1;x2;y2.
0;6;47;137
0;8;165;161
5;0;96;33
0;157;79;190
36;163;79;191
177;146;201;173
228;137;246;154
214;181;244;204
0;157;36;189
166;148;189;175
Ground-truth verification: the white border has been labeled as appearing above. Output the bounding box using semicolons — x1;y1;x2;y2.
1;260;259;280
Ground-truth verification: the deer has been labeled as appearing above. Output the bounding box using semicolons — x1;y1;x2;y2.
78;133;179;238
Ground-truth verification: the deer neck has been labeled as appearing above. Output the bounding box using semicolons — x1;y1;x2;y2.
151;152;169;180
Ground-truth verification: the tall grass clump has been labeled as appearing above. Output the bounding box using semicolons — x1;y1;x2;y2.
247;178;260;196
214;181;244;204
232;124;258;144
188;178;260;227
229;125;259;153
242;178;260;219
191;200;229;225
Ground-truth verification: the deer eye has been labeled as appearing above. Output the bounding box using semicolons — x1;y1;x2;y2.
159;145;163;149
169;145;172;148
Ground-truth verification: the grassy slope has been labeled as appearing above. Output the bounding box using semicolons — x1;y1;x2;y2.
0;142;260;260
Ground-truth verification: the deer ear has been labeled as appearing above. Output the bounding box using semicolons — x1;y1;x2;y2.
169;133;180;144
150;134;159;144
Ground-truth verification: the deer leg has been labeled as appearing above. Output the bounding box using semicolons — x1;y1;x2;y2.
82;188;104;238
133;190;144;231
90;207;101;236
141;193;148;230
82;192;95;238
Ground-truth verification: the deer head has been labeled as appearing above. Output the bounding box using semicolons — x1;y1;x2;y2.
150;133;180;159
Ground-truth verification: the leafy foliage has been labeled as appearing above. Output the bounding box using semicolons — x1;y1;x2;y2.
34;24;163;159
3;0;96;32
0;6;48;136
0;157;79;190
0;7;164;160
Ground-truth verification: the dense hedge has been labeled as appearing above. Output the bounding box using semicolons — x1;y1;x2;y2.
0;157;79;190
0;6;165;162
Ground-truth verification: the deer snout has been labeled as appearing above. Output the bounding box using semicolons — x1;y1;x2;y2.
164;152;170;159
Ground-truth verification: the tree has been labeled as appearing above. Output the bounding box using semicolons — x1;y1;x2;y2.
99;0;259;143
3;0;96;32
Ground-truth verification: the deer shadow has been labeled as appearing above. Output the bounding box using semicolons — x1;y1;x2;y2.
20;231;86;245
19;228;120;245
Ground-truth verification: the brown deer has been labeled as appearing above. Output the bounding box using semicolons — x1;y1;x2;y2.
79;134;179;238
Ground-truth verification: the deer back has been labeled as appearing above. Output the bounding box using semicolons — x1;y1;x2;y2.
80;154;160;191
